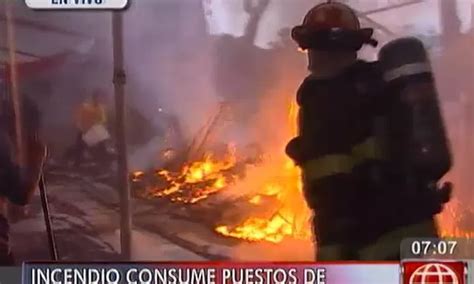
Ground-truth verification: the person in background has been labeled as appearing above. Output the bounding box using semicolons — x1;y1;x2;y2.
66;89;109;167
0;95;46;265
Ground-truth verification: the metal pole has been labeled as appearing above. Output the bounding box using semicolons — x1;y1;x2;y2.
5;0;58;261
5;0;24;165
112;11;132;260
39;173;58;261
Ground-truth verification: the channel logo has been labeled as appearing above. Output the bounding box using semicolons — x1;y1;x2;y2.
402;261;467;284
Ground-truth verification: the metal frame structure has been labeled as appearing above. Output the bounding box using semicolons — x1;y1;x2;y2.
1;5;133;260
0;3;92;261
357;0;424;37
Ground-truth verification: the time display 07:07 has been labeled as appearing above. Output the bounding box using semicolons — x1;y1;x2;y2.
410;240;458;256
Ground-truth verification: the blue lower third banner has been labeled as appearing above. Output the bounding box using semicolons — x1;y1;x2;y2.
21;261;473;284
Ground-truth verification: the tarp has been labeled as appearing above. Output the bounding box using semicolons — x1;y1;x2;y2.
0;8;93;80
1;52;71;80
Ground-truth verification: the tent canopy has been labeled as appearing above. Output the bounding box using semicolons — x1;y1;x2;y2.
0;10;93;79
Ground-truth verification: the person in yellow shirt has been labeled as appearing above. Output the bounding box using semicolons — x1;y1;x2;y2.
75;92;106;134
67;90;108;167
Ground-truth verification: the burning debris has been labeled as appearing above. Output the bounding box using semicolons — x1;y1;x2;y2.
215;167;312;243
130;96;474;246
131;103;243;203
129;100;313;243
132;150;312;243
141;145;239;204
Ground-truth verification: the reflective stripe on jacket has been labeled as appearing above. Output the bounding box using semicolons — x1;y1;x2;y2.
303;136;383;182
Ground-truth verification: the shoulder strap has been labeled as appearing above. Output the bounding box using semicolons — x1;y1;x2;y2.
353;60;383;84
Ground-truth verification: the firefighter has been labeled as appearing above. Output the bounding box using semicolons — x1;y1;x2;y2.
286;2;452;260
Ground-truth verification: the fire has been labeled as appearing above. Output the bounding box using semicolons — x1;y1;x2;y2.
134;93;474;245
215;101;313;243
131;171;145;182
441;229;474;239
215;159;312;243
215;215;293;243
135;98;312;242
213;99;474;243
297;48;308;54
144;145;238;204
439;199;474;239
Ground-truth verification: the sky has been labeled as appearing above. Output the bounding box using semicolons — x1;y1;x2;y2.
205;0;473;48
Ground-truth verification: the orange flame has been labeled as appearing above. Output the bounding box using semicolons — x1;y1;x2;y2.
131;171;145;182
136;94;474;244
215;101;312;243
145;145;238;204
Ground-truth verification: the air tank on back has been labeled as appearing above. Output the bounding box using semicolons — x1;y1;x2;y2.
378;37;451;182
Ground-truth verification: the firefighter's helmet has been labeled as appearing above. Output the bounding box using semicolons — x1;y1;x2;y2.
292;2;377;51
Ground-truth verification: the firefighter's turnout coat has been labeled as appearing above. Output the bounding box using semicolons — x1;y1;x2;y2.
286;60;444;260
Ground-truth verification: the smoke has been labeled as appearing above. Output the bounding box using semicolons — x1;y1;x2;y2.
123;0;217;134
9;0;219;165
117;1;216;171
12;0;474;252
